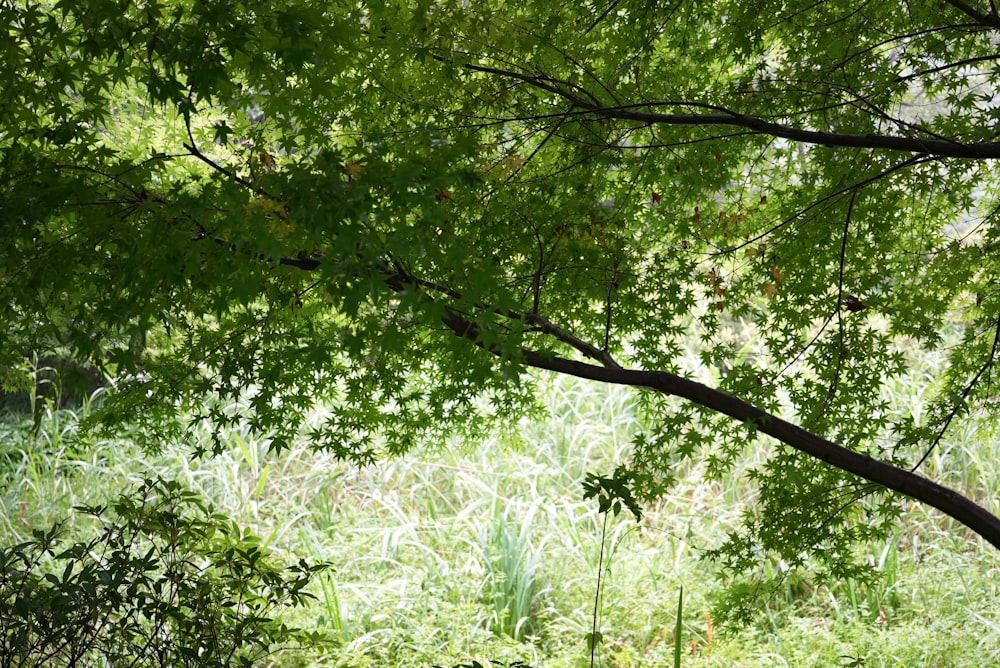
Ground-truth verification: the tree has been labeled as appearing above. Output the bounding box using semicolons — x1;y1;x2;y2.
4;0;1000;615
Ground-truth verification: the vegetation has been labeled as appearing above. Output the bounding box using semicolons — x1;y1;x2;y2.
1;380;999;667
5;0;1000;662
0;475;329;667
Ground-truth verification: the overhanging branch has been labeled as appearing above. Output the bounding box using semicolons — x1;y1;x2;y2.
462;61;1000;159
213;177;1000;551
584;104;1000;158
379;260;1000;551
520;351;1000;551
942;0;1000;29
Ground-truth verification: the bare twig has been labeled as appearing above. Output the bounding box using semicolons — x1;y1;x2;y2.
910;314;1000;472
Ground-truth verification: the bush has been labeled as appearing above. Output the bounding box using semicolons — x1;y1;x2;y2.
0;476;331;667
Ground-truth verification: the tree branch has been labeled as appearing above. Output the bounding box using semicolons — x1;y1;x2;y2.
381;265;623;369
517;351;1000;551
462;62;1000;159
220;205;1000;549
910;313;1000;472
568;103;1000;158
941;0;1000;28
375;259;1000;551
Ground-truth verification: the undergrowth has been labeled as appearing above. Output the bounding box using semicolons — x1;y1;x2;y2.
0;371;999;667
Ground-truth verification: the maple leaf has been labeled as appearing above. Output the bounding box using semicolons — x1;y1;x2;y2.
341;160;365;181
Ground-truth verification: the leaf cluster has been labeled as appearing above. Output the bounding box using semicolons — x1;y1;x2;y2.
582;467;643;522
0;477;331;667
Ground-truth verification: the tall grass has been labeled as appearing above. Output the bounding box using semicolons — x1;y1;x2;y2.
1;374;999;666
479;506;545;641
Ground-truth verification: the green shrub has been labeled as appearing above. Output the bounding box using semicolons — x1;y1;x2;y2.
0;476;331;667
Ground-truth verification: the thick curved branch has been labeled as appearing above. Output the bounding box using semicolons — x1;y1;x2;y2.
371;256;1000;549
264;220;1000;549
517;352;1000;551
577;104;1000;158
391;268;1000;550
239;229;1000;548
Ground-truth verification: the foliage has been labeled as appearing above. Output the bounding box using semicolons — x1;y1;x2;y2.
583;468;643;522
3;386;1000;666
435;662;534;668
5;0;1000;610
0;475;330;667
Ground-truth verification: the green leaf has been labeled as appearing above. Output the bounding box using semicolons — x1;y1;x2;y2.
5;0;1000;615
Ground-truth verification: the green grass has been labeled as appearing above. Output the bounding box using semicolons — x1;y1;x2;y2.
1;374;1000;667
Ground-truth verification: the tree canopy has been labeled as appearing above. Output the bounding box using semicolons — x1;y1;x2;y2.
5;0;1000;613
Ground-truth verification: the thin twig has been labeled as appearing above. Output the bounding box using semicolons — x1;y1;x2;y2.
910;313;1000;472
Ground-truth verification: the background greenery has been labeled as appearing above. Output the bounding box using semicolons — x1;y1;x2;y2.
2;366;997;667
